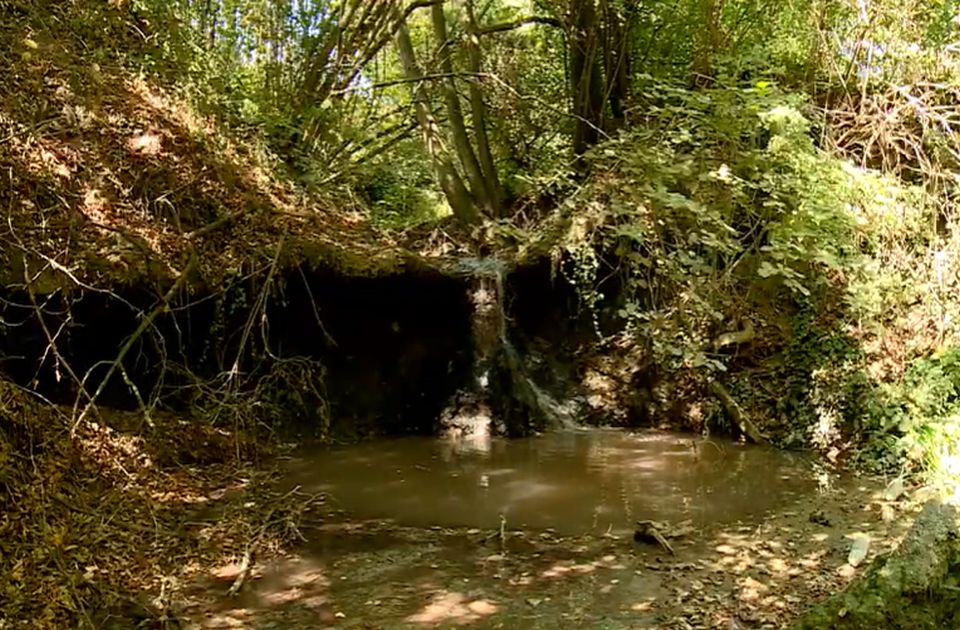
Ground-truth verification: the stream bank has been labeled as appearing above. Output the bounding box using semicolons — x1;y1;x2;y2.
0;248;642;628
0;263;476;439
3;234;937;629
0;249;647;444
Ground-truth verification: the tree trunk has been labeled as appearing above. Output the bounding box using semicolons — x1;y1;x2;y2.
395;21;479;224
569;0;605;161
430;2;494;216
463;0;503;216
600;0;630;127
692;0;725;83
207;0;219;48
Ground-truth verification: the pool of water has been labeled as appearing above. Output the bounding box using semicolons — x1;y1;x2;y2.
283;429;819;535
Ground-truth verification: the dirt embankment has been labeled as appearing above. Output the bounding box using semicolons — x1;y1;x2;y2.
0;3;489;626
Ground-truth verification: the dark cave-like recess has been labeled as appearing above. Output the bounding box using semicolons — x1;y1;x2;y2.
0;265;475;437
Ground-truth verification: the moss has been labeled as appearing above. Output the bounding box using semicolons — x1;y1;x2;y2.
792;501;960;629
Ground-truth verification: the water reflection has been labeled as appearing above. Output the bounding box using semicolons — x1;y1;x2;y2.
286;429;817;535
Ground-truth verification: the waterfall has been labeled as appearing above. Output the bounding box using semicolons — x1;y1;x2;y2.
447;257;578;436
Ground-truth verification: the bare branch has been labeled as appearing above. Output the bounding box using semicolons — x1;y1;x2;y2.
72;256;197;434
479;16;563;35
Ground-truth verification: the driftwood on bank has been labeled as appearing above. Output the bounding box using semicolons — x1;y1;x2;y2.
708;321;768;444
708;380;768;444
791;501;960;629
634;520;675;555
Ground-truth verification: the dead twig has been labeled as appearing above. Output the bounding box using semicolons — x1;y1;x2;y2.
71;256;197;435
22;257;95;416
227;486;323;596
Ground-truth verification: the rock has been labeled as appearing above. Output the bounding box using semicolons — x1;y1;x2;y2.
846;533;870;567
883;477;905;502
792;501;960;629
809;510;831;526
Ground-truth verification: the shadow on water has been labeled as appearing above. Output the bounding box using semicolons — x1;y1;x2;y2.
282;429;818;535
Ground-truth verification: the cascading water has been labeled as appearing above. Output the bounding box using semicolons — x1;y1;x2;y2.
441;257;578;437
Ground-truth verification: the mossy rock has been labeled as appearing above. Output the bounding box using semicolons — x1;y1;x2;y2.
792;501;960;629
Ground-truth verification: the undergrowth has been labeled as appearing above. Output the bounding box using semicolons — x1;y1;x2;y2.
543;77;960;484
0;378;299;627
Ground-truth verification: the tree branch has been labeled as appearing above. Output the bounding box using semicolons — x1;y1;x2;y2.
479;16;563;35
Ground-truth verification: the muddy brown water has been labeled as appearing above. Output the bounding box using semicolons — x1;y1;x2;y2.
283;429;819;535
189;430;900;629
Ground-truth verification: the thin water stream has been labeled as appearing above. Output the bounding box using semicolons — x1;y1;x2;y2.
284;429;819;535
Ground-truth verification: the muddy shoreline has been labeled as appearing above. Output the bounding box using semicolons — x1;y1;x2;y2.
182;464;916;629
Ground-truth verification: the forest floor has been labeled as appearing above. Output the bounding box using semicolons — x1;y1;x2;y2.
179;472;924;629
0;383;319;629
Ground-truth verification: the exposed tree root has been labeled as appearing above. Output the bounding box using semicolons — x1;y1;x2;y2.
709;380;768;444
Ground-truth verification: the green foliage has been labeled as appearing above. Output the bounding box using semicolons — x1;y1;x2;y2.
559;80;861;373
23;0;960;483
357;143;453;228
112;0;960;230
873;348;960;486
549;72;960;486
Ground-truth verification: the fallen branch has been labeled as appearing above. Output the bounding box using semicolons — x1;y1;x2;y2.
713;320;755;351
708;380;768;444
227;507;275;597
71;256;196;434
634;520;676;555
227;486;323;596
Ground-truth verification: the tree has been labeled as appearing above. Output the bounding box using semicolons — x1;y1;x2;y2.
567;0;635;158
395;15;481;223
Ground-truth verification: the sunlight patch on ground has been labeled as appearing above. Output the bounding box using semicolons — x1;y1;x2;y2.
540;553;621;578
127;131;163;156
248;557;329;608
197;557;333;627
405;591;498;626
202;607;254;628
